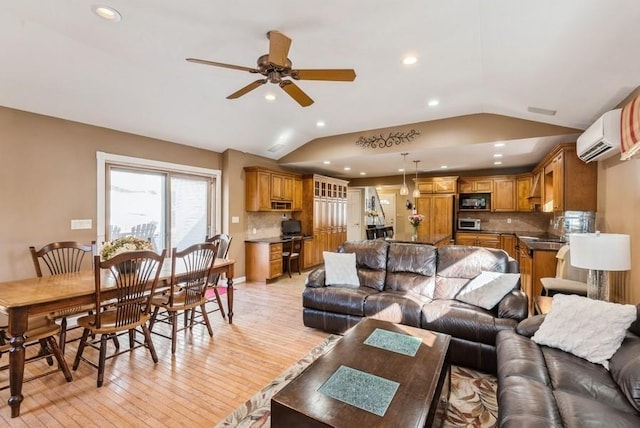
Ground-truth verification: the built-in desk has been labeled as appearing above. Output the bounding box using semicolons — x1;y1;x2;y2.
245;236;311;283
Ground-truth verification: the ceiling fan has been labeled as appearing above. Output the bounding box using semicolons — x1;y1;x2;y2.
186;30;356;107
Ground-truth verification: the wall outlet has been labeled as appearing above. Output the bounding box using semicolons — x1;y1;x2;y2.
231;216;240;224
507;218;512;224
252;227;257;235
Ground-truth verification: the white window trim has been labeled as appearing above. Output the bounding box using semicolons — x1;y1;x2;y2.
96;151;222;246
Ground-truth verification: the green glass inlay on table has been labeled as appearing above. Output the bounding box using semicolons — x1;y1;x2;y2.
363;328;422;356
317;365;399;417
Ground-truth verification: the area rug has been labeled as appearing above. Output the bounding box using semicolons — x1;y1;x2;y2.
215;335;498;427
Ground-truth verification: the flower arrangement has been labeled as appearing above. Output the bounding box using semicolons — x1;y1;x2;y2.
408;214;425;227
366;209;379;217
101;236;153;260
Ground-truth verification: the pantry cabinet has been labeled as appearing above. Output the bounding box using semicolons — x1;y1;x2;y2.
245;167;303;212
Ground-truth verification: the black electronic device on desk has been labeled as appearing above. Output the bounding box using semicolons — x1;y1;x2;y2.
281;220;302;238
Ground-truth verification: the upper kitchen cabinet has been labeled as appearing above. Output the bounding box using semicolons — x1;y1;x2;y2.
537;144;597;213
415;176;458;194
492;177;516;212
458;177;493;194
516;174;534;212
245;166;303;212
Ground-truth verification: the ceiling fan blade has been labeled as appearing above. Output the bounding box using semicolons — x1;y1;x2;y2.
227;79;267;99
279;81;314;107
186;58;256;73
267;31;292;68
294;69;357;81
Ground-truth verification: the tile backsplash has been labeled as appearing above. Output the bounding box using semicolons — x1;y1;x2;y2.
246;212;290;239
462;212;550;233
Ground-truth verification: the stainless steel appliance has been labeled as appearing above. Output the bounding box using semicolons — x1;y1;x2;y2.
458;218;481;231
459;193;491;211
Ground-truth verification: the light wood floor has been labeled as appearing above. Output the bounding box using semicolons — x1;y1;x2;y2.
0;274;328;427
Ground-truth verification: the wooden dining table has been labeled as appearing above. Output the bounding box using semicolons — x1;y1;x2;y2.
0;258;235;418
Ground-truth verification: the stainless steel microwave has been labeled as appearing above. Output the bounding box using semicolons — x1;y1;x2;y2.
458;218;481;230
459;193;490;211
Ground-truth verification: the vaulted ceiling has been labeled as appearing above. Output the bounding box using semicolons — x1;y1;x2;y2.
1;1;638;177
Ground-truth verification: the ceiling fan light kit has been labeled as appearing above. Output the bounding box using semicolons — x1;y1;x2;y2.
186;30;356;107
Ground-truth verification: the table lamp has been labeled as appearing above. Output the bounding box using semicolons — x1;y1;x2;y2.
569;232;631;301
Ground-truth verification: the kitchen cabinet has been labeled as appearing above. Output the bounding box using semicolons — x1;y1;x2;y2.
516;174;533;212
458;178;493;194
492;177;516;212
415;176;458;194
518;241;558;316
245;242;283;282
539;144;597;213
416;194;455;244
245;167;303;212
296;174;348;269
500;234;517;259
455;232;501;248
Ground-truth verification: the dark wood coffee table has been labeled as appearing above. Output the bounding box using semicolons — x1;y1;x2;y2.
271;318;451;427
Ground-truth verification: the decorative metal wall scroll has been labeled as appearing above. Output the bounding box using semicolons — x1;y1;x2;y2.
355;129;420;149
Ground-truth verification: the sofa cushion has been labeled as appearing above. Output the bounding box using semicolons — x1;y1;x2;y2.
532;294;637;369
498;376;563;427
323;251;359;287
364;290;430;327
384;243;436;296
435;246;511;299
339;240;388;291
553;390;640;427
455;271;520;310
609;332;640;413
421;300;517;345
302;286;378;317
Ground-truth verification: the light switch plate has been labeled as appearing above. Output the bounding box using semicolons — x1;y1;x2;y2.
231;216;240;224
71;219;92;230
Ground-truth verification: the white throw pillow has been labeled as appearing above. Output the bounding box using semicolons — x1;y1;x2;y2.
455;271;520;310
323;251;359;288
532;294;637;369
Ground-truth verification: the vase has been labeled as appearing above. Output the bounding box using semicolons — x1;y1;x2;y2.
412;226;418;242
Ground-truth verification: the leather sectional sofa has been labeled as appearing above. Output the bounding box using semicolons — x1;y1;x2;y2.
497;314;640;426
303;240;529;373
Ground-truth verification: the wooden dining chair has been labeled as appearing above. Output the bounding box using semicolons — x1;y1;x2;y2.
30;241;96;355
72;249;166;387
203;233;232;319
0;314;73;391
149;243;218;354
282;236;302;278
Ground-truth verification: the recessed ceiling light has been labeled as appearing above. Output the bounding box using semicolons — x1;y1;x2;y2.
323;160;331;165
265;94;276;101
344;167;351;171
428;99;439;107
493;154;503;158
494;143;505;147
316;121;325;127
403;56;418;65
360;172;366;176
92;5;122;22
440;165;448;169
494;161;503;165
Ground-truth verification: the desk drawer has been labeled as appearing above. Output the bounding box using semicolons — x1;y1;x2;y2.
270;243;283;261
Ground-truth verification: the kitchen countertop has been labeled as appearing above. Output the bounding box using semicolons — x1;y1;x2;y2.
456;229;566;252
245;236;312;244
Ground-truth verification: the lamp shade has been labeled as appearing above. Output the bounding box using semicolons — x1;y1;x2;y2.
570;233;631;271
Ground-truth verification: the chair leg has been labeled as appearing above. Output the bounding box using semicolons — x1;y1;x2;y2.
171;311;178;354
38;339;54;366
47;337;72;382
59;317;68;356
212;287;226;319
296;257;301;275
73;328;90;370
141;324;159;363
97;335;108;387
287;257;292;278
149;306;160;331
200;304;214;337
129;329;135;349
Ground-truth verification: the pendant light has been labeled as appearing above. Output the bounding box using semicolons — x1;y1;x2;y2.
400;152;409;195
412;160;421;198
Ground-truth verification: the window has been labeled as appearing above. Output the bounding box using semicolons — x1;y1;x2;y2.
97;152;221;252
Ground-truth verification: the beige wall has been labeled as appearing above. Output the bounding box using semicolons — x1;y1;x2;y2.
0;107;221;281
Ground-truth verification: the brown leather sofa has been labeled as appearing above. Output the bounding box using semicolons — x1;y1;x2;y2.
303;240;528;373
497;313;640;426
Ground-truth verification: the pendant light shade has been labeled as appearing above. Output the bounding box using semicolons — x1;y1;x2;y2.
400;153;409;195
412;160;421;198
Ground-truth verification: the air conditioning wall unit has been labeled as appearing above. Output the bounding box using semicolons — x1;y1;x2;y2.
576;108;621;163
